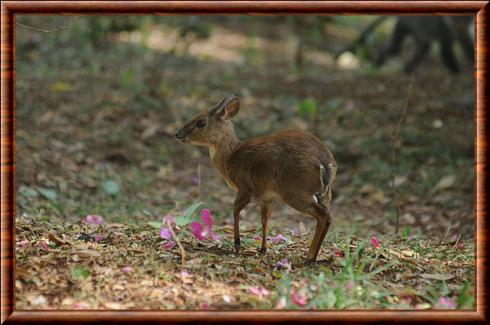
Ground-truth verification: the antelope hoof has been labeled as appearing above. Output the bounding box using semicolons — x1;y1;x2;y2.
304;259;315;266
234;238;241;254
259;247;267;255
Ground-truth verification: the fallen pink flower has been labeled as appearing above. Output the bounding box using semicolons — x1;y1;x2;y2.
180;269;190;277
163;214;175;227
121;266;133;273
370;235;380;249
269;234;287;244
161;241;176;250
252;235;261;241
275;258;291;269
190;209;218;241
199;303;209;310
160;228;172;240
249;287;270;298
84;215;104;225
94;234;103;242
18;239;30;248
36;241;49;251
190;222;205;241
407;234;416;241
290;292;308;307
160;215;177;250
438;297;456;309
333;249;343;258
455;242;464;250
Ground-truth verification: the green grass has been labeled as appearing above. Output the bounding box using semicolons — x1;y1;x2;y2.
15;208;475;310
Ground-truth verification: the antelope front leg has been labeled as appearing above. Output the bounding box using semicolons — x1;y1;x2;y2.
233;192;251;254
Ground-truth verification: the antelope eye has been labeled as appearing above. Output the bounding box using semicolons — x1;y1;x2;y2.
196;120;206;128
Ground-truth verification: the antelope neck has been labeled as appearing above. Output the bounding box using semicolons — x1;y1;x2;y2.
208;133;240;175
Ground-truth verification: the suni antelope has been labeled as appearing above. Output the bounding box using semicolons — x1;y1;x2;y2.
175;94;337;264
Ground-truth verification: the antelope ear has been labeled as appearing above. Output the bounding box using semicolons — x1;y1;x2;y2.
217;93;240;120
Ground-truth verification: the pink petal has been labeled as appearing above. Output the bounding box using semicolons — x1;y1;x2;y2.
199;303;209;310
94;234;103;242
121;266;133;273
209;232;219;241
161;241;176;250
18;239;30;248
84;215;104;225
290;292;307;306
269;234;287;244
276;258;290;269
180;269;190;277
37;241;49;251
370;235;380;249
200;209;213;230
160;228;172;240
190;222;205;240
438;297;456;309
252;235;261;241
164;215;175;227
249;287;270;298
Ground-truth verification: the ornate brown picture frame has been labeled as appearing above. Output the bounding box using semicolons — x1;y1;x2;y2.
1;1;488;323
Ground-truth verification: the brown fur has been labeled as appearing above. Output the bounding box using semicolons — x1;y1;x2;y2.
175;94;337;264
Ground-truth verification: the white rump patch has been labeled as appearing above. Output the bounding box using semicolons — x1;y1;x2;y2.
313;195;319;204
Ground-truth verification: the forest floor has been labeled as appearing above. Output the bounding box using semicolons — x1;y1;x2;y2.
15;16;475;310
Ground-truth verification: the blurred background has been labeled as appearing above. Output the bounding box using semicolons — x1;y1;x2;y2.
16;15;474;241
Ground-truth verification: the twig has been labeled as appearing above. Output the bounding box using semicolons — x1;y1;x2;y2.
163;215;186;268
453;234;462;250
391;77;414;234
439;225;452;245
16;16;81;33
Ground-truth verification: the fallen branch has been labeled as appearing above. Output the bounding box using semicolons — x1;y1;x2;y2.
16;16;81;33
